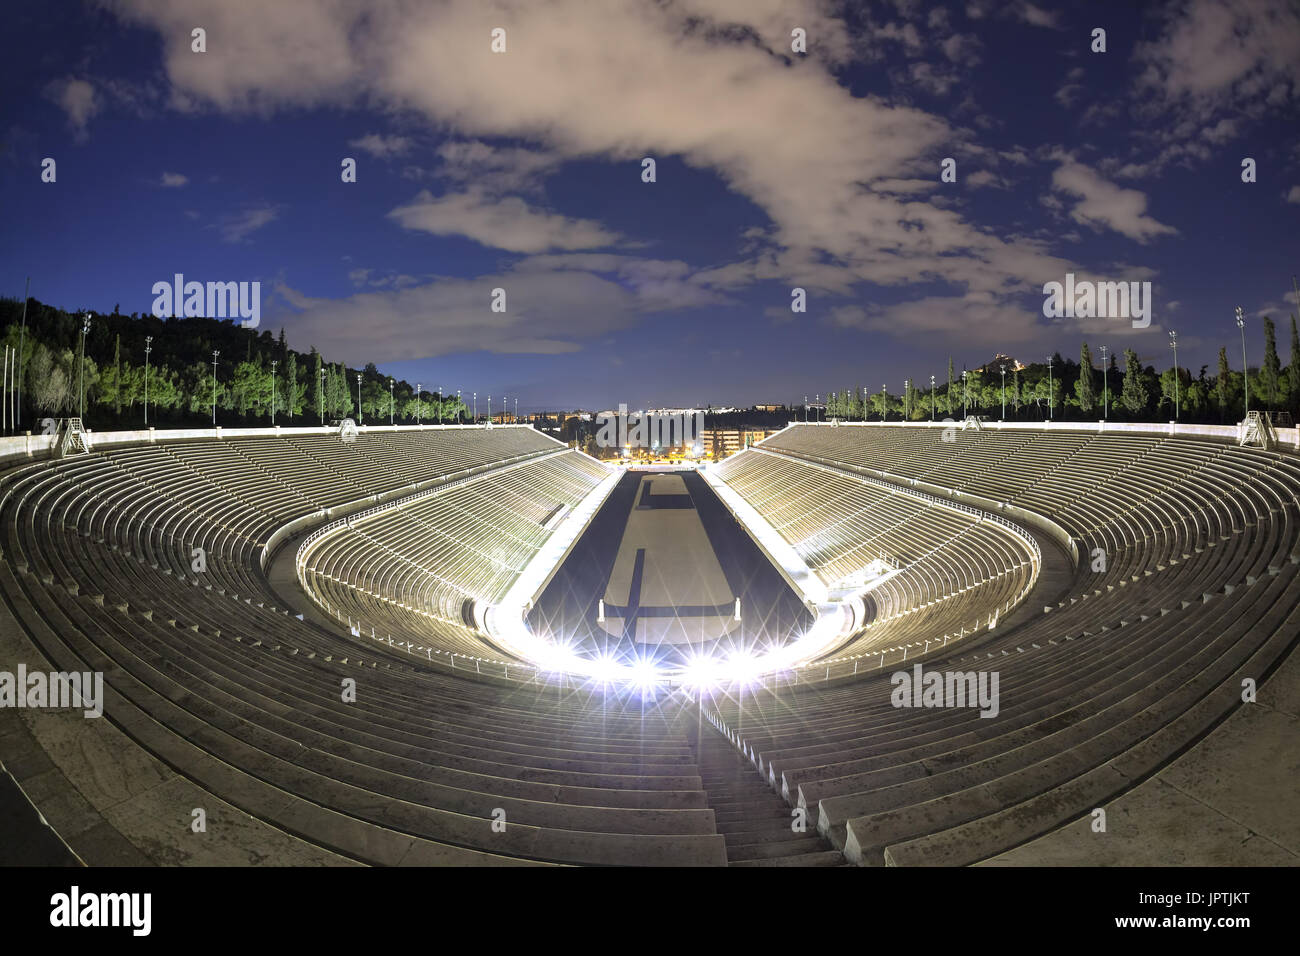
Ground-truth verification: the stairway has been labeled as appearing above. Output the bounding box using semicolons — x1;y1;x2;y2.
695;721;846;866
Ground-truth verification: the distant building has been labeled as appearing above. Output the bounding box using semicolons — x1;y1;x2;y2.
975;353;1026;373
704;427;779;460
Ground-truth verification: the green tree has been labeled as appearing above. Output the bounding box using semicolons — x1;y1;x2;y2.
1216;347;1231;422
1121;348;1148;416
946;357;955;416
1260;316;1281;408
284;352;301;420
1075;343;1095;414
1290;315;1300;413
310;349;324;422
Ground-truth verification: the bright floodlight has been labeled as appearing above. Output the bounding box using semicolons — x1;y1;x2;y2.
681;654;722;691
588;651;621;684
725;648;762;687
630;656;662;691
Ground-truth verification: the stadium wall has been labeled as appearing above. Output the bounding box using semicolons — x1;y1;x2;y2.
0;421;562;468
760;417;1300;449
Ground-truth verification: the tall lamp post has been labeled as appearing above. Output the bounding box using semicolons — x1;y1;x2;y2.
1169;330;1180;420
473;391;477;422
1099;345;1108;420
962;370;969;418
318;367;326;425
212;350;221;426
16;276;28;429
881;383;887;421
389;378;394;425
457;389;462;423
270;359;278;425
903;379;910;421
1046;356;1054;420
416;383;422;425
1000;364;1007;421
143;335;152;426
1236;307;1249;415
78;315;91;420
356;374;362;424
930;374;936;422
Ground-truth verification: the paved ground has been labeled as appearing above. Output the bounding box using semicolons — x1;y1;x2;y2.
981;635;1300;866
528;470;812;666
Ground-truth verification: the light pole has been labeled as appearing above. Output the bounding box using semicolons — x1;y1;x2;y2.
356;374;362;424
804;395;808;423
903;379;910;420
416;383;422;425
1168;330;1179;420
457;389;462;423
389;378;394;425
1046;356;1054;420
212;350;221;426
78;315;90;420
1000;364;1007;421
473;391;477;422
881;383;887;421
1236;307;1249;415
1099;345;1108;420
143;335;152;426
270;359;278;425
930;374;936;421
16;276;28;429
962;370;969;418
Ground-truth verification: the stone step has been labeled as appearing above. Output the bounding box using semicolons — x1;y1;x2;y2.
727;839;833;862
730;850;847;867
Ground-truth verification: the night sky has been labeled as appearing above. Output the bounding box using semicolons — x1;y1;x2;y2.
2;0;1298;410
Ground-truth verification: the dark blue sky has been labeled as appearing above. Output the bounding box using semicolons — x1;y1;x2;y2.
3;0;1298;409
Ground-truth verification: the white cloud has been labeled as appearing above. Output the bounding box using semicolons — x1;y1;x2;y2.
1200;118;1237;143
1285;185;1300;204
966;170;1010;189
102;0;1107;343
217;204;280;243
348;132;412;158
941;33;982;66
159;171;188;187
1136;0;1300;110
387;189;620;253
276;253;731;362
45;77;98;136
1050;156;1178;244
434;140;559;194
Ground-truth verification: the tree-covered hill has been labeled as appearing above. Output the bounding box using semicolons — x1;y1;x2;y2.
0;297;466;431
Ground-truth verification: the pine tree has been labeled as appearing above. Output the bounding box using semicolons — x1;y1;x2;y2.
284;352;299;421
1121;348;1147;416
1076;342;1095;414
1217;347;1230;422
113;334;121;416
1260;316;1281;408
311;349;323;422
1290;315;1300;413
946;357;955;416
